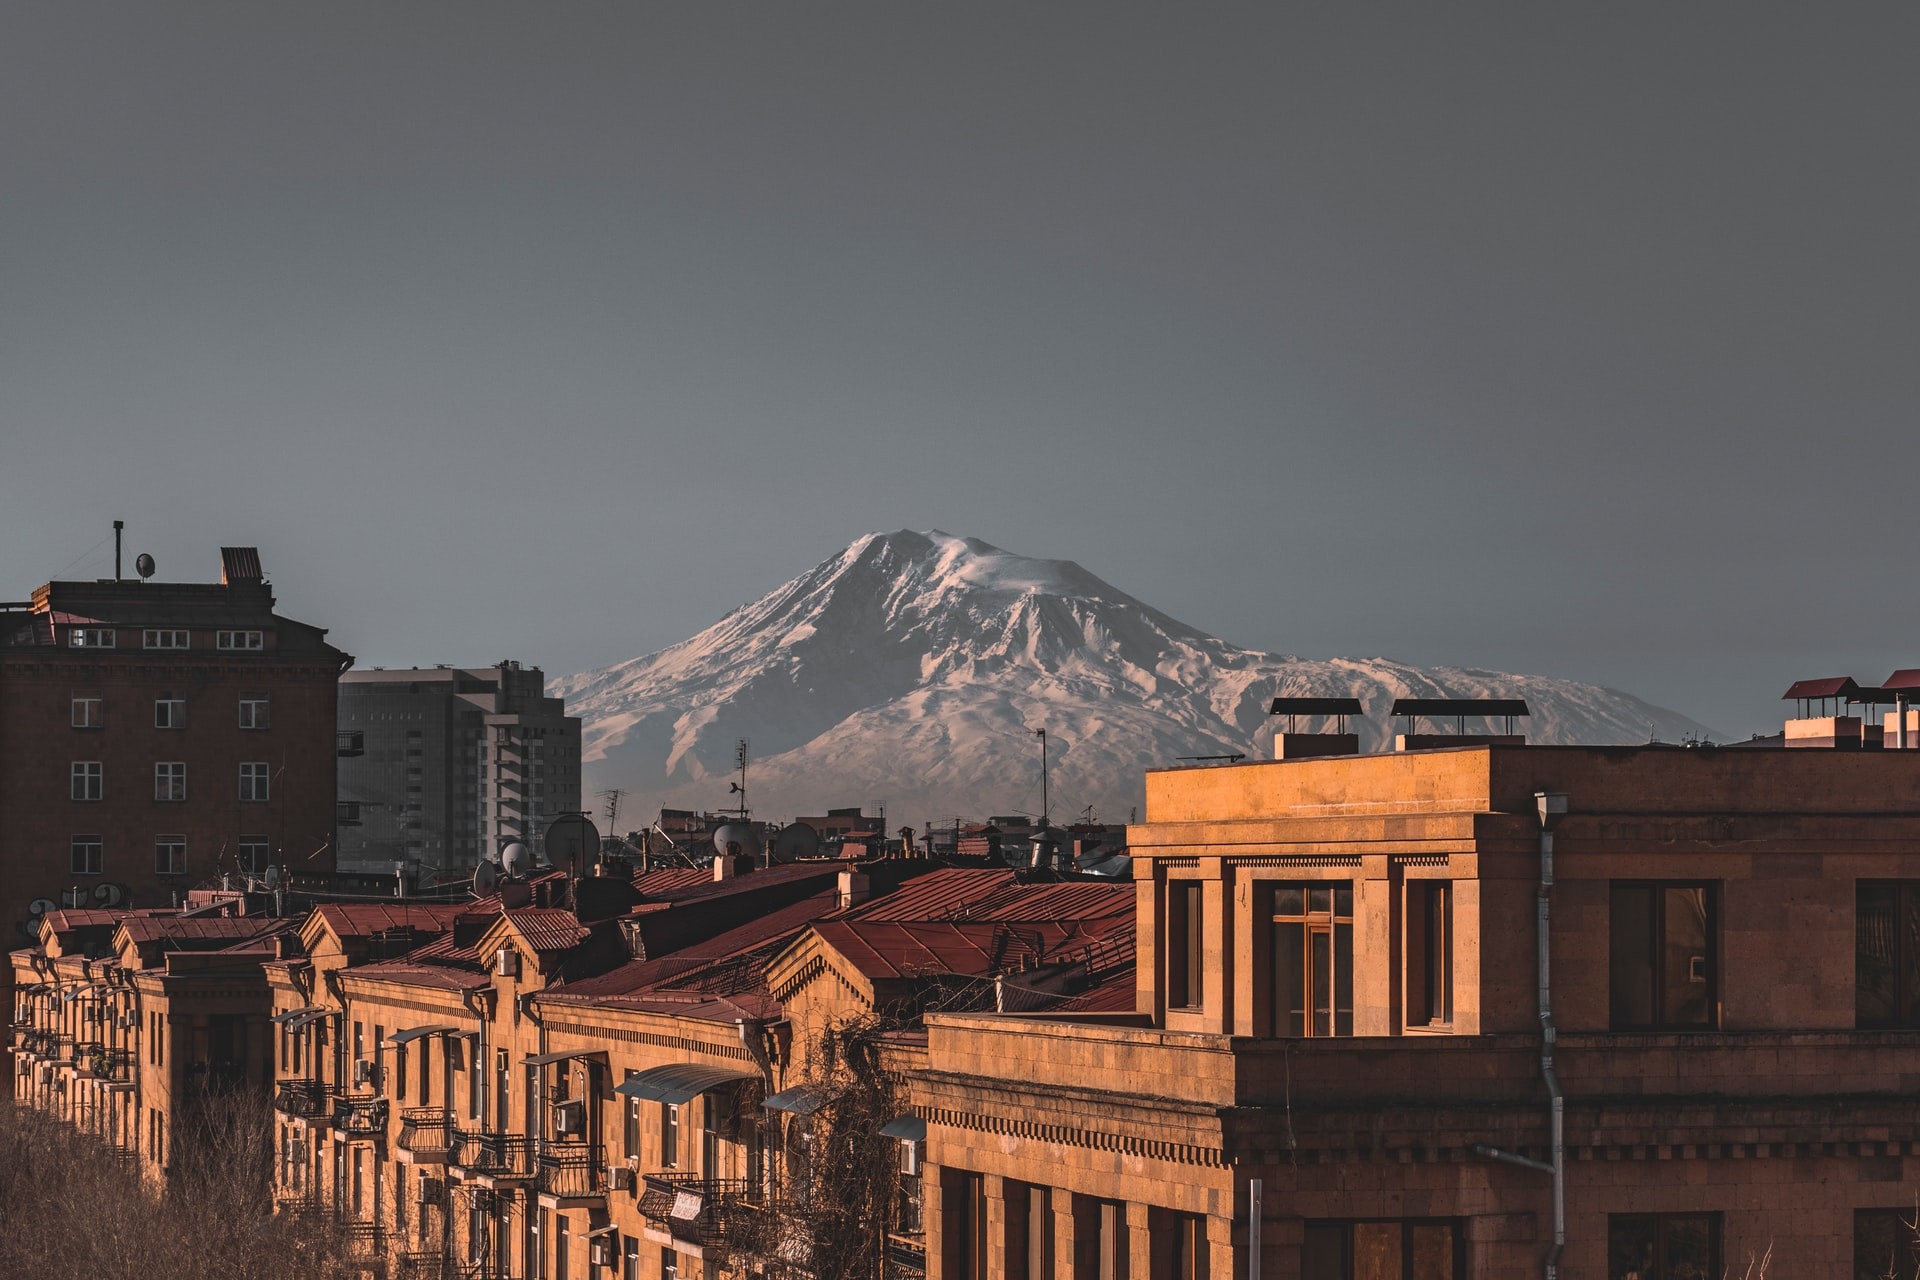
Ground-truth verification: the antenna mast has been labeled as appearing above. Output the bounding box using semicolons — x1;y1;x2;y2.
600;788;625;836
730;738;750;819
1035;727;1049;822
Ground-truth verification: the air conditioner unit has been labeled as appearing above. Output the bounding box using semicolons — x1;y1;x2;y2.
354;1059;378;1087
119;1010;137;1029
607;1165;635;1192
36;1064;52;1084
554;1099;585;1137
589;1235;616;1268
495;947;519;978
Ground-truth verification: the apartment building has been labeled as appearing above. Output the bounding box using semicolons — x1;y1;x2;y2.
337;663;581;879
913;743;1920;1280
0;545;348;961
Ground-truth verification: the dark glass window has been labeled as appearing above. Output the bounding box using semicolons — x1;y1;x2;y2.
1855;1208;1920;1280
1610;883;1716;1030
1856;882;1920;1028
1168;881;1204;1010
1406;881;1453;1027
1272;882;1354;1036
1607;1212;1719;1280
1303;1219;1460;1279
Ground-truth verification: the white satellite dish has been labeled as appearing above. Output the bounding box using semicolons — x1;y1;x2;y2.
473;860;500;897
546;814;599;876
713;822;763;863
501;842;530;879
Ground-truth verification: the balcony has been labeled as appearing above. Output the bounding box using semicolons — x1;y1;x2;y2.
273;1078;334;1121
394;1254;457;1280
343;1221;388;1258
639;1172;765;1251
81;1044;133;1081
450;1131;535;1183
398;1107;455;1162
274;1193;330;1222
337;730;366;757
535;1142;606;1205
887;1232;927;1277
15;1029;53;1057
334;1095;390;1137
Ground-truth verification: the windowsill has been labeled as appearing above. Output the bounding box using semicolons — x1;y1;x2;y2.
1402;1021;1455;1036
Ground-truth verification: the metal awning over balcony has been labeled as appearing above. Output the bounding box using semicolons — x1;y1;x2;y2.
879;1113;926;1141
522;1048;609;1066
760;1083;829;1116
388;1025;460;1045
272;1005;326;1025
613;1062;757;1106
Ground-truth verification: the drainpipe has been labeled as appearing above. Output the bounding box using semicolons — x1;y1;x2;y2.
1535;792;1568;1280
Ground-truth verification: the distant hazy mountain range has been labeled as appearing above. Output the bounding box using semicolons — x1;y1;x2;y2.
557;531;1715;827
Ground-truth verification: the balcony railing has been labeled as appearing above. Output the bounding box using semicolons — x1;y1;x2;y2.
334;1096;389;1136
394;1253;456;1280
16;1029;53;1056
274;1193;330;1222
450;1131;535;1181
639;1173;765;1250
535;1143;606;1200
399;1107;455;1160
887;1232;928;1276
343;1221;388;1257
273;1078;334;1120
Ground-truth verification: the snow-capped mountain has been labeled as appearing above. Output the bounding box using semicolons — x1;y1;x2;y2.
557;531;1715;825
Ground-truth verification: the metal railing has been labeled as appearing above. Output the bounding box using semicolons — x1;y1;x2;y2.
639;1172;764;1250
395;1254;457;1280
343;1221;388;1256
273;1078;333;1120
535;1143;606;1199
450;1131;535;1181
887;1232;928;1276
399;1107;455;1159
334;1096;389;1136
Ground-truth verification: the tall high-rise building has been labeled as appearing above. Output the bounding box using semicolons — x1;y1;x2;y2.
335;662;580;878
0;544;348;949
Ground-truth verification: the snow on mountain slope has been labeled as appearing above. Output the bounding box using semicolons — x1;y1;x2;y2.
556;531;1717;825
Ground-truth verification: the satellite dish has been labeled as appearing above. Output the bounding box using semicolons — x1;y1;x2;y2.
501;842;530;879
472;860;500;897
713;822;763;863
263;865;282;889
134;553;155;580
770;822;819;863
499;881;533;909
545;815;599;877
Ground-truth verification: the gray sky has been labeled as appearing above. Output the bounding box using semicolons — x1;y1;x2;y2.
5;5;1916;738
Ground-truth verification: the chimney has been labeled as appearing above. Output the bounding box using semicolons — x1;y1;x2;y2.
713;854;750;882
838;870;870;910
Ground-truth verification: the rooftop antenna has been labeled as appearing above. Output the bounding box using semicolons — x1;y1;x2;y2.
113;520;123;581
1034;727;1049;823
728;739;749;818
600;788;625;837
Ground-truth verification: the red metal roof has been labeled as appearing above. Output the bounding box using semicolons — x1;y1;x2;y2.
504;908;589;953
1883;670;1920;693
311;902;466;940
1783;676;1859;700
837;868;1132;927
119;917;280;945
809;917;1130;983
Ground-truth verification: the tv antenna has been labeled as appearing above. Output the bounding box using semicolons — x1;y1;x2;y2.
728;739;749;818
599;788;625;835
1034;727;1050;822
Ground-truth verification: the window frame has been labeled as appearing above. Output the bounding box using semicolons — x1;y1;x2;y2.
154;693;185;730
71;761;103;802
1609;880;1718;1031
1269;881;1355;1038
70;835;103;876
1303;1218;1465;1279
216;629;264;651
238;838;272;874
1166;879;1205;1012
70;696;102;729
1854;1207;1920;1280
142;629;189;650
240;761;271;803
154;835;186;877
1856;880;1920;1029
68;627;115;649
238;693;271;730
154;761;187;803
1405;879;1454;1029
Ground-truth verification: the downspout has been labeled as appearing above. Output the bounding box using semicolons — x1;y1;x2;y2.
1535;792;1568;1280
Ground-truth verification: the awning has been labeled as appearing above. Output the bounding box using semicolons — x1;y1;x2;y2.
388;1025;459;1046
286;1010;335;1031
271;1006;323;1025
583;1224;619;1240
522;1048;609;1067
613;1062;757;1106
760;1083;829;1116
879;1114;926;1142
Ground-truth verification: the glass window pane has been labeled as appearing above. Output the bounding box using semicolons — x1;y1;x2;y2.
1411;1224;1455;1280
1661;887;1712;1028
1301;1225;1345;1280
1273;886;1304;917
1309;886;1332;915
1608;1215;1657;1280
1334;883;1353;917
1902;886;1920;1028
1610;886;1655;1028
1334;921;1354;1037
1661;1214;1714;1280
1276;921;1305;1036
1351;1223;1400;1280
1311;929;1333;1036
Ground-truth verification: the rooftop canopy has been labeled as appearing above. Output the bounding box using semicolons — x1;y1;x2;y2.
613;1062;758;1106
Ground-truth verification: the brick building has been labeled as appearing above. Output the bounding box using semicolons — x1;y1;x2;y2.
0;544;349;957
914;744;1920;1280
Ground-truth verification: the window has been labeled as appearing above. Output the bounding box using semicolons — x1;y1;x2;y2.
240;762;271;802
71;761;103;801
1304;1220;1461;1279
217;629;264;650
1855;1208;1920;1280
71;696;102;729
239;694;270;730
1856;882;1920;1028
661;1102;679;1167
154;693;185;729
1271;882;1354;1037
143;629;189;649
661;1249;679;1280
1610;882;1716;1030
70;836;102;876
69;627;115;648
624;1072;641;1159
238;838;272;874
154;761;187;802
1608;1212;1719;1280
623;1237;640;1280
155;836;186;876
1167;880;1204;1010
1406;881;1453;1028
946;1172;986;1280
